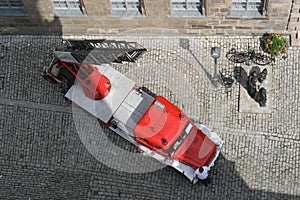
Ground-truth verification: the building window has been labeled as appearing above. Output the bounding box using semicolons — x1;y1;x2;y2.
229;0;265;18
110;0;143;17
170;0;203;18
0;0;26;16
51;0;84;16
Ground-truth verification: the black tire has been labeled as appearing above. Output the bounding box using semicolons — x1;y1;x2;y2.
252;53;271;65
64;96;72;104
42;74;57;84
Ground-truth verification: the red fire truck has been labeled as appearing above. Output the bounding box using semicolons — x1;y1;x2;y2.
42;39;222;183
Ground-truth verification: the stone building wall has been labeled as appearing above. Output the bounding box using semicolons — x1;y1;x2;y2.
0;0;294;36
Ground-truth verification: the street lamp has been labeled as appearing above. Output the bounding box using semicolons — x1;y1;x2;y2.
211;47;222;87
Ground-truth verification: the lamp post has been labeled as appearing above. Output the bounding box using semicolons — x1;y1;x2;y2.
211;47;222;87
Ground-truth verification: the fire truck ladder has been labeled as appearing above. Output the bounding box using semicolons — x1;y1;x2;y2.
63;39;147;64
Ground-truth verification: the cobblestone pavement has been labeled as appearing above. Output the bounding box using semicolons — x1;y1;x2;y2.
0;34;299;199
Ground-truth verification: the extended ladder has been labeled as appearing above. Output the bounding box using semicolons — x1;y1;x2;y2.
63;39;147;64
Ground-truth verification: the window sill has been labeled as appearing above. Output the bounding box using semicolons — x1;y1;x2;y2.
109;15;145;18
169;10;204;18
0;9;27;16
109;10;145;18
168;15;206;19
227;11;266;19
227;15;266;19
53;9;85;17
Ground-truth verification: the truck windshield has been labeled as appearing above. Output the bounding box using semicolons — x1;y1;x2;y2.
169;122;194;155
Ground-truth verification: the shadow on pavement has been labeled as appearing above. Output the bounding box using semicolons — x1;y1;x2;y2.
179;38;219;87
144;153;300;199
234;66;248;89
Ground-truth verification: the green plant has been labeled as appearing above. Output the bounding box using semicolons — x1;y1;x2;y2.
261;33;289;60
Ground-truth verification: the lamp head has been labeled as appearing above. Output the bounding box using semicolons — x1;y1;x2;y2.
211;47;221;59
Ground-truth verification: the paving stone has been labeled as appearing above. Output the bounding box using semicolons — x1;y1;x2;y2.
0;34;299;199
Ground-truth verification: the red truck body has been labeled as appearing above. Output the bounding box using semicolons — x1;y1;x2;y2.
42;40;222;183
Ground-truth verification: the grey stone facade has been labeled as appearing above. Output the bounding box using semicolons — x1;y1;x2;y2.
0;0;298;41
